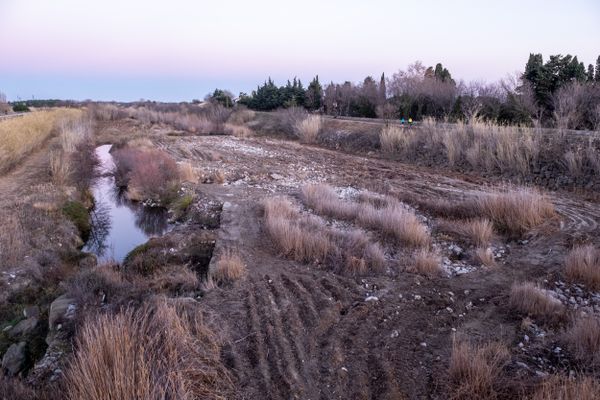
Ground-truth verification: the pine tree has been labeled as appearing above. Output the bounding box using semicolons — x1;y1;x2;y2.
596;56;600;82
587;64;595;81
378;73;387;105
305;75;323;111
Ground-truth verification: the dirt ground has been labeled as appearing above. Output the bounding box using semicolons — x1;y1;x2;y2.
142;126;599;399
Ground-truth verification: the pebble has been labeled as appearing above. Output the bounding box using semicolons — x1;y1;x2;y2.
365;296;379;302
390;330;399;338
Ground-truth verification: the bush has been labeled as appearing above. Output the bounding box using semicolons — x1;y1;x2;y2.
212;251;246;284
294;115;322;143
509;282;564;319
11;103;30;112
409;249;442;277
563;316;600;367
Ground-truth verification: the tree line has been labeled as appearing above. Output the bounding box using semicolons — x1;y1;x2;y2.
207;53;600;130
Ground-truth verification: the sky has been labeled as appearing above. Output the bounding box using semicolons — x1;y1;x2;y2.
1;0;598;102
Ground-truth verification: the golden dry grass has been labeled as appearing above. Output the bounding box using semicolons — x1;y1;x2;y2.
509;282;564;318
212;251;246;284
301;184;430;247
464;218;494;247
295;115;322;143
179;161;199;183
224;123;253;137
409;249;442;277
564;245;600;290
449;338;510;400
563;316;600;367
473;188;555;236
533;375;600;400
66;298;230;400
475;247;496;267
0;109;82;174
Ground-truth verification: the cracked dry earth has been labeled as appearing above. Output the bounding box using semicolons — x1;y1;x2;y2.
152;133;600;399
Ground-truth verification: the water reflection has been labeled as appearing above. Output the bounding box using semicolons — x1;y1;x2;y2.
83;145;169;263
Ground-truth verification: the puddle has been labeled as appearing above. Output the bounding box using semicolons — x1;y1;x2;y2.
83;144;169;263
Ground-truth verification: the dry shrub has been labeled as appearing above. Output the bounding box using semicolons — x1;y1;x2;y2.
449;338;510;400
49;151;71;186
224;123;253;137
473;188;555;236
295;115;322;143
66;264;127;306
509;282;564;319
564;245;600;290
0;108;82;174
146;265;200;293
113;148;180;203
475;247;495;266
465;218;494;247
533;375;600;400
301;184;358;220
380;125;414;154
212;251;246;284
409;249;442;277
564;150;583;177
179;161;198;184
276;106;307;135
211;170;226;184
227;107;255;125
66;298;231;400
563;316;600;367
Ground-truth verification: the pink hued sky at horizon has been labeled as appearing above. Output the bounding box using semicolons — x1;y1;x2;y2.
1;0;598;101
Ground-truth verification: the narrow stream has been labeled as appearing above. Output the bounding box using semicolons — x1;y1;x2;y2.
83;144;169;263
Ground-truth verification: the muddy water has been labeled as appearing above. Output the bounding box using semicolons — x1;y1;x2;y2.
83;144;169;263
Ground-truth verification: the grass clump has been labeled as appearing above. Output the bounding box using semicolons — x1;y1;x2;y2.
564;245;600;290
563;316;600;367
409;249;442;277
212;251;246;284
62;201;91;242
171;193;195;221
509;282;565;320
533;375;600;400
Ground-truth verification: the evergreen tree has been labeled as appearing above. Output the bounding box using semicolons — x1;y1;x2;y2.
305;75;323;111
433;63;454;83
596;56;600;82
378;73;387;105
587;64;595;81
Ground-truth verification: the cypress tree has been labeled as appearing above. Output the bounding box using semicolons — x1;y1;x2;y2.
379;73;387;105
587;64;595;81
305;75;323;111
596;56;600;81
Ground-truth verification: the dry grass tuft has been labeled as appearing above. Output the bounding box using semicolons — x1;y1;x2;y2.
509;282;564;319
473;188;555;236
66;298;231;400
409;249;442;277
563;316;600;367
224;123;253;137
465;218;494;247
179;161;198;183
449;338;510;399
475;247;496;266
564;245;600;290
295;115;322;143
211;170;226;184
212;251;246;284
533;375;600;400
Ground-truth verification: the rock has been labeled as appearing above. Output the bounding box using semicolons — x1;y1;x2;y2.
49;295;76;332
8;316;39;338
270;173;284;180
365;296;379;302
390;330;399;338
23;305;40;319
2;342;27;376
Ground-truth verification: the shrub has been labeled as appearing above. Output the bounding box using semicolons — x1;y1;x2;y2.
227;107;255;125
50;151;72;186
11;103;29;112
179;162;198;183
62;201;91;241
533;375;600;400
464;219;494;247
294;115;322;143
380;125;411;154
276;106;307;136
212;251;246;284
475;247;495;266
113;148;180;204
509;282;564;319
449;338;510;399
564;245;600;289
563;316;600;367
65;298;231;400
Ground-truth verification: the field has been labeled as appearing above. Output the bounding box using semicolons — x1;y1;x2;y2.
1;106;600;399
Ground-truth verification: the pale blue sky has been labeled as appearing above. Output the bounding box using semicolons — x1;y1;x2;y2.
1;0;598;101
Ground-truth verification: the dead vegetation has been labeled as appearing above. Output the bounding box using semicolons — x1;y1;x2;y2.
564;245;600;289
0;109;82;174
212;251;246;284
409;249;442;277
533;375;600;400
263;196;385;275
295;115;322;143
509;282;565;319
66;298;231;400
563;316;600;367
301;184;430;247
449;338;510;399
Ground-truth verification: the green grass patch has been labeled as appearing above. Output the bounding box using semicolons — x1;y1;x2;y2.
62;201;91;242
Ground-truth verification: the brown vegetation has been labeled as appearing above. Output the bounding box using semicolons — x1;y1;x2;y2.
66;298;230;400
295;115;322;143
449;338;510;399
564;245;600;289
563;316;600;367
533;375;600;400
212;251;246;284
509;282;565;319
409;249;442;277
